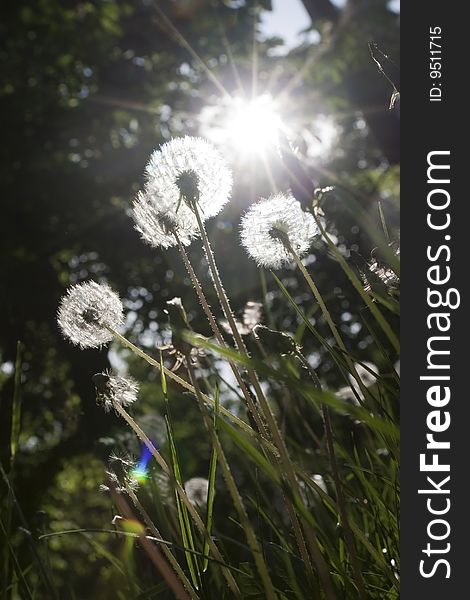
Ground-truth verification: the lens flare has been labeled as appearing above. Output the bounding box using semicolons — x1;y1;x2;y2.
120;518;145;535
131;445;152;484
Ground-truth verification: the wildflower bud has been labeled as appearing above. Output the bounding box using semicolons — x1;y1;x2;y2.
253;324;300;356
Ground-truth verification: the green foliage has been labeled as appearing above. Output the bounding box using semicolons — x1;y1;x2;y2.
1;0;399;597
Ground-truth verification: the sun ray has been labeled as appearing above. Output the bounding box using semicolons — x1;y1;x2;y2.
260;152;279;196
251;1;259;100
152;3;232;101
215;6;246;98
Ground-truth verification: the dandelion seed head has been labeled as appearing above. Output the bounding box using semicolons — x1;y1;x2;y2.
132;190;198;249
144;136;232;226
108;452;135;468
240;193;318;269
184;477;209;507
93;371;139;413
57;281;124;348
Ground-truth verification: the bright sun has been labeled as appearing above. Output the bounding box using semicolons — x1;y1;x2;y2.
225;95;282;155
199;94;283;159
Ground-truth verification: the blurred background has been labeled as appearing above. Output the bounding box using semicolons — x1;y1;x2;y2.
1;0;399;597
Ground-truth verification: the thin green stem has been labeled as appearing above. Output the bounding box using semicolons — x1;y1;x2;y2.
297;352;367;600
186;359;278;600
106;327;277;456
0;464;59;600
123;482;199;600
175;234;269;440
109;399;241;597
191;207;335;598
312;214;399;352
284;239;373;404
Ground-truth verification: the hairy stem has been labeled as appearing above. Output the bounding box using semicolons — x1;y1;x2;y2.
296;351;367;600
106;327;277;456
123;482;199;600
191;206;335;598
107;475;193;600
109;399;241;597
175;234;269;440
284;238;372;404
185;358;278;600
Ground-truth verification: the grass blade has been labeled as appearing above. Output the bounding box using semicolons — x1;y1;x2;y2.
10;341;24;466
165;413;201;590
202;385;219;572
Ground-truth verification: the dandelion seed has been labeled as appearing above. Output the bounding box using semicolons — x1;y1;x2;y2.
143;136;232;229
240;193;319;269
184;477;209;507
132;189;198;249
93;371;139;413
108;452;135;468
57;281;124;348
111;514;123;525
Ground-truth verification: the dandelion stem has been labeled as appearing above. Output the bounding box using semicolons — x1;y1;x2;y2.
296;351;367;600
123;482;200;600
283;238;372;403
175;233;269;440
185;358;278;600
106;326;277;455
312;214;399;353
109;398;241;597
107;475;193;600
191;204;335;598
